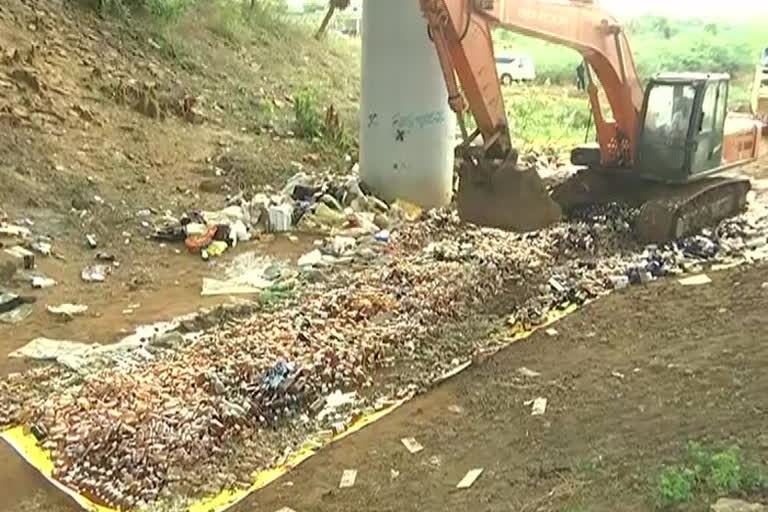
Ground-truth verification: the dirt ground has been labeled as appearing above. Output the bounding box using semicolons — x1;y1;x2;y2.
3;2;768;511
4;259;768;512
0;0;359;371
236;263;768;512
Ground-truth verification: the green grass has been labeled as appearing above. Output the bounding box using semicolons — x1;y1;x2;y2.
293;87;325;139
501;84;593;156
494;15;767;111
657;466;697;507
293;85;356;154
653;441;767;509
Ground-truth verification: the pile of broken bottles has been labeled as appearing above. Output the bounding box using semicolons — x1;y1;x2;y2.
2;193;768;510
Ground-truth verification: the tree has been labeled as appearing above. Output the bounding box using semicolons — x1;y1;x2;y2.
314;0;350;40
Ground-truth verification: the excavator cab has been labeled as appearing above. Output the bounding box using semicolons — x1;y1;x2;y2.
636;73;729;184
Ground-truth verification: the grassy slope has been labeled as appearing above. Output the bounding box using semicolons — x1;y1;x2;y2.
0;0;361;236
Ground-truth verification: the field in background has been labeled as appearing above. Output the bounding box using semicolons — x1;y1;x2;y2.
495;15;766;111
502;85;592;156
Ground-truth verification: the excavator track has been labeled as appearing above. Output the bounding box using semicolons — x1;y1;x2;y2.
634;178;751;243
551;170;752;244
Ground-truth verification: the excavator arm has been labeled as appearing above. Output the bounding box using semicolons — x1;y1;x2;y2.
419;0;644;167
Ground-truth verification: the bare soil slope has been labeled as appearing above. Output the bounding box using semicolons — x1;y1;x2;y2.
0;0;359;366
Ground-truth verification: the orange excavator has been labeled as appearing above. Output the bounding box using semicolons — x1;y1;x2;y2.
419;0;764;242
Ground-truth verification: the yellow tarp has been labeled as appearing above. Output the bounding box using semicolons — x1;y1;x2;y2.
1;299;584;512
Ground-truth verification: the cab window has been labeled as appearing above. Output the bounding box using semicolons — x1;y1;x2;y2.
644;83;695;140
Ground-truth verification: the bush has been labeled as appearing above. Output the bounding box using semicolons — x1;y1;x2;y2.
293;87;325;139
652;442;767;509
656;466;697;507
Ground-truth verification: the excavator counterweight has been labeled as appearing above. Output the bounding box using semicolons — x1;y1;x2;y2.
420;0;762;242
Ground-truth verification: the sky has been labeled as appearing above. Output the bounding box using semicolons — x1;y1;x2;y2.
286;0;768;18
600;0;768;18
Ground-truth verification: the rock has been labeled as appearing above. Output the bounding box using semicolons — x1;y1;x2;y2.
10;68;41;93
0;253;21;283
199;178;227;194
373;212;390;230
710;498;767;512
150;331;184;349
298;249;322;267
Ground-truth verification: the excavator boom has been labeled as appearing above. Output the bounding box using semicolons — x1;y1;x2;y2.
418;0;759;240
420;0;642;166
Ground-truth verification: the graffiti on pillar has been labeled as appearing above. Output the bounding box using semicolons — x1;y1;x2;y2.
391;109;446;143
367;112;379;128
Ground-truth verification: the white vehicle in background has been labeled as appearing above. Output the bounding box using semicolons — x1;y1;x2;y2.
495;54;536;85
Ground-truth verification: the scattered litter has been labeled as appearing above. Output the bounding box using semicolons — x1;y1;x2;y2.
298;249;322;267
0;303;33;324
332;236;356;256
0;291;22;313
9;338;101;364
184;226;216;252
274;508;296;512
401;437;424;454
316;390;358;422
339;469;357;489
611;371;625;380
374;230;390;243
0;224;31;237
390;469;400;480
31;238;52;256
311;203;347;229
528;397;548;416
448;405;464;414
81;264;111;283
31;276;56;289
86;234;98;249
456;468;483;489
761;282;768;289
517;367;541;378
678;274;712;286
47;304;88;318
610;275;630;290
268;204;294;232
548;277;566;293
201;240;228;260
201;253;283;296
392;199;422;222
545;328;558;337
96;252;116;262
4;246;34;259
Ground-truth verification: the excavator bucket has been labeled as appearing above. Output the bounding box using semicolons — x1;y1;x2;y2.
456;157;562;232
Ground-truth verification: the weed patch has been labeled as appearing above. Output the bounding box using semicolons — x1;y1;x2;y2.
653;441;767;509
